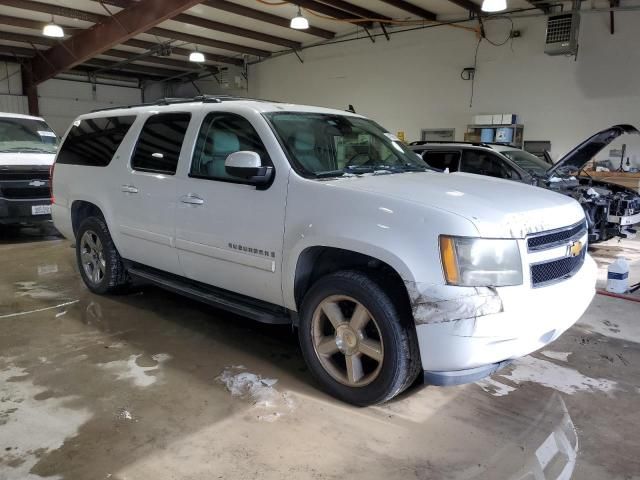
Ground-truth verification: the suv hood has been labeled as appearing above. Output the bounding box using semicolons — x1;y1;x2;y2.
329;171;585;238
546;124;640;177
0;152;55;167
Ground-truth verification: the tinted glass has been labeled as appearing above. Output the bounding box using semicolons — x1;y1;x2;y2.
502;149;549;176
131;113;190;174
266;112;427;178
0;117;58;154
191;112;270;181
422;151;460;171
57;116;135;166
461;150;520;179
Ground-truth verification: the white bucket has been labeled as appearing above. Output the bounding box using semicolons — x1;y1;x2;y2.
607;256;630;294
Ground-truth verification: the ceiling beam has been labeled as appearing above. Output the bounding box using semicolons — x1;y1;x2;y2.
97;0;302;49
0;14;244;65
294;0;374;28
377;0;437;20
202;0;335;40
0;30;207;71
525;0;553;13
3;0;270;58
22;0;208;85
445;0;482;14
316;0;390;20
84;58;211;78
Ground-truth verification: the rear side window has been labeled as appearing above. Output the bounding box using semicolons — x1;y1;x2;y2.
57;116;136;166
422;150;460;171
131;113;190;175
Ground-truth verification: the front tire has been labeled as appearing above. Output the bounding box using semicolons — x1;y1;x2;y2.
76;216;128;294
298;270;421;406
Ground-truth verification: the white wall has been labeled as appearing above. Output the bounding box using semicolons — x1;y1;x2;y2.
37;78;142;135
0;62;27;115
249;11;640;166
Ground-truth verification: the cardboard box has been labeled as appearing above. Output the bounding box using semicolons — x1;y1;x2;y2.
502;113;516;124
492;114;503;125
474;114;493;125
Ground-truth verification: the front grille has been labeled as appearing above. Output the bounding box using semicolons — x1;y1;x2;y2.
0;168;49;181
0;187;49;199
527;221;587;252
531;250;585;287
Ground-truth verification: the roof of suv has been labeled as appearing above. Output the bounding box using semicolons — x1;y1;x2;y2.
0;112;46;121
409;142;518;153
85;95;361;119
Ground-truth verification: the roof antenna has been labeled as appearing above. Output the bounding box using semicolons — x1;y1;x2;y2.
346;104;356;113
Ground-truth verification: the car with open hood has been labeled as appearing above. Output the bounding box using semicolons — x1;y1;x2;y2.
52;96;596;405
0;112;58;227
410;125;640;243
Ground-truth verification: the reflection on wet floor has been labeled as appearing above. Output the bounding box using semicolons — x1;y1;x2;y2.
1;235;639;479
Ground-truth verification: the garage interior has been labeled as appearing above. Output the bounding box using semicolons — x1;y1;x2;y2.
1;0;640;479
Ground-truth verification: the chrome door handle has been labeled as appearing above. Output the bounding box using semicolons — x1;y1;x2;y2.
180;194;204;205
121;185;138;194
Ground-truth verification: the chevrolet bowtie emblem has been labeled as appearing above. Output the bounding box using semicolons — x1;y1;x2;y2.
28;180;46;187
569;240;583;257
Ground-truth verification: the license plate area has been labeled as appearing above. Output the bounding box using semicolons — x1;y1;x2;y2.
31;204;52;215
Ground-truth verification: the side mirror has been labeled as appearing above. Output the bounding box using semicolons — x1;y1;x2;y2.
225;151;273;185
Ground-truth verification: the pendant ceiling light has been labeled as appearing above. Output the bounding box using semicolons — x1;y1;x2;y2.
481;0;507;12
290;6;309;30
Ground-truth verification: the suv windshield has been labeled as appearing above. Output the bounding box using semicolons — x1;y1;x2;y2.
0;117;58;154
265;112;428;177
501;150;550;177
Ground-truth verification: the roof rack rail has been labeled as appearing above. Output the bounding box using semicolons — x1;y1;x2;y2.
409;140;491;147
91;94;271;113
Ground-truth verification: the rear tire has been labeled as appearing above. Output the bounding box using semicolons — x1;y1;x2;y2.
76;216;128;294
298;270;421;406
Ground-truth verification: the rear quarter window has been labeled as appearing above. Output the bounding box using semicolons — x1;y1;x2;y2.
56;116;136;167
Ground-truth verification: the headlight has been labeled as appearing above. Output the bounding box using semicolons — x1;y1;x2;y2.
440;236;523;287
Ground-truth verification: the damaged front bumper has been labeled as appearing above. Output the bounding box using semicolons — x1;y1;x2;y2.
407;254;597;384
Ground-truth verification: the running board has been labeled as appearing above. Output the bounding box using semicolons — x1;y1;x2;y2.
127;265;291;325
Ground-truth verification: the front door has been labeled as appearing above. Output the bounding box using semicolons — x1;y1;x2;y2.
112;111;191;275
174;111;288;306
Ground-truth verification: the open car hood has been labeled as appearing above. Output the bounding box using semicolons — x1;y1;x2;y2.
546;124;640;177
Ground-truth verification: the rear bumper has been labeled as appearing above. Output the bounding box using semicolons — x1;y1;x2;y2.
415;254;597;376
0;197;51;224
51;202;74;240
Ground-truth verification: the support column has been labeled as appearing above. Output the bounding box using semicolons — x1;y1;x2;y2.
21;65;39;116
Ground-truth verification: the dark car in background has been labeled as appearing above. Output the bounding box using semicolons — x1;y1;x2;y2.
410;125;640;243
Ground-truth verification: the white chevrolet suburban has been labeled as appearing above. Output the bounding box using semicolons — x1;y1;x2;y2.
1;113;58;226
52;96;597;405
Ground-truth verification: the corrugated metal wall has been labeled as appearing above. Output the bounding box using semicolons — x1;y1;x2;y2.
0;62;27;114
0;94;28;114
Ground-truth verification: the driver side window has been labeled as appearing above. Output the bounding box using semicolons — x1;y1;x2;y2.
190;112;271;182
460;150;520;179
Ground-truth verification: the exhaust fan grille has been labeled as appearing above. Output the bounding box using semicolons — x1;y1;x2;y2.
546;14;573;44
545;12;579;56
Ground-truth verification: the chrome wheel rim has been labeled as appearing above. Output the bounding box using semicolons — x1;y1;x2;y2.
311;295;384;387
80;230;105;285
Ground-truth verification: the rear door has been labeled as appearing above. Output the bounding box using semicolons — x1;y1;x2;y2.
111;111;192;275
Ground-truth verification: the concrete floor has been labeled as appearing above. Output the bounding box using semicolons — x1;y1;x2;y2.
1;227;639;480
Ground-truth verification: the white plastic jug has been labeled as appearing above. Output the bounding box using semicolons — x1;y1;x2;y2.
607;256;630;294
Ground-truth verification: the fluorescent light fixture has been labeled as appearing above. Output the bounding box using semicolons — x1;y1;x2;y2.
481;0;507;12
290;7;309;30
189;50;205;63
43;22;64;38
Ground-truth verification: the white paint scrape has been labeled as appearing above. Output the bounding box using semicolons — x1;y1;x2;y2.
98;353;172;388
541;350;571;362
0;364;92;480
216;366;294;421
